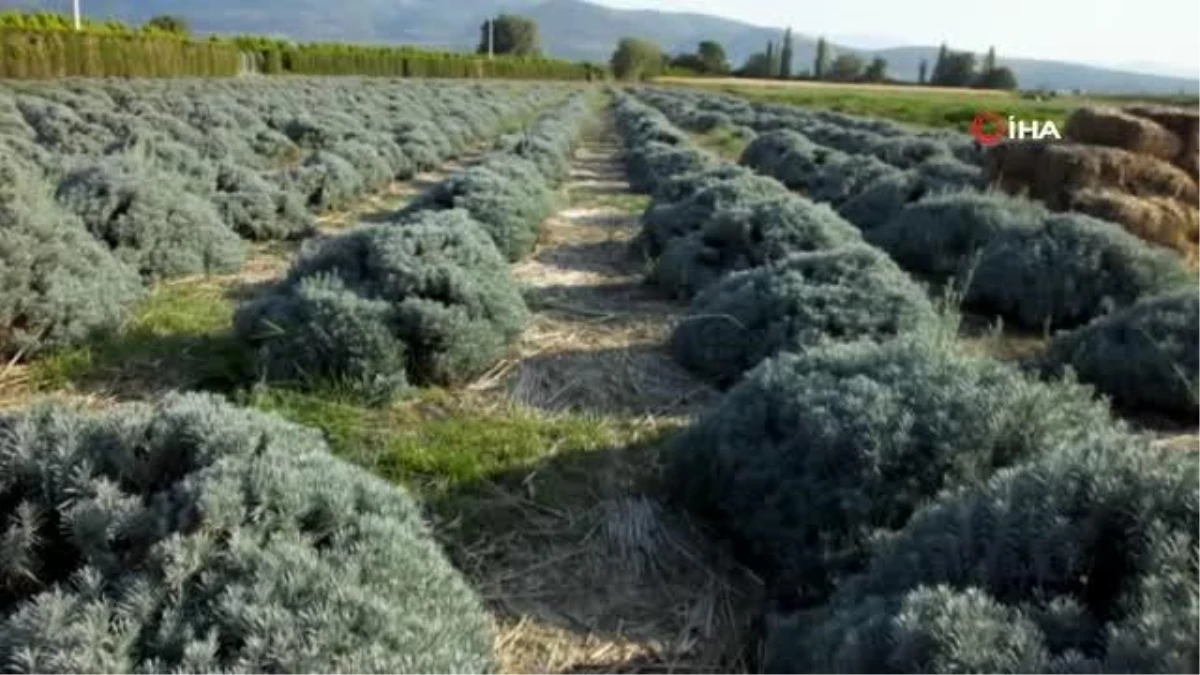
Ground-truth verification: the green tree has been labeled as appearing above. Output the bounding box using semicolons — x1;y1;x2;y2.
982;45;997;73
779;27;794;79
478;14;541;57
669;52;707;73
932;49;976;86
863;56;888;82
144;14;189;35
829;52;865;81
765;40;777;78
814;37;829;80
918;59;928;84
976;65;1018;89
738;51;774;78
697;40;731;74
610;37;663;80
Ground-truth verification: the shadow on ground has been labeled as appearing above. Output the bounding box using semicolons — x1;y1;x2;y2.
522;282;679;320
504;343;715;418
432;437;761;674
531;240;640;277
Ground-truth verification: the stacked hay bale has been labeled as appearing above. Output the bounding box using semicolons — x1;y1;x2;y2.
988;105;1199;265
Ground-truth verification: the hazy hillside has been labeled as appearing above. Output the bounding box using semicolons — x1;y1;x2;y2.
10;0;1197;93
875;46;1198;94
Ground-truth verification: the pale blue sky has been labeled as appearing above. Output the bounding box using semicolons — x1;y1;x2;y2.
594;0;1200;74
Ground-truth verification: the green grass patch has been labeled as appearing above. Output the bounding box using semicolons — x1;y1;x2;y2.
573;189;650;214
662;81;1084;131
246;386;675;497
690;126;751;160
29;281;249;394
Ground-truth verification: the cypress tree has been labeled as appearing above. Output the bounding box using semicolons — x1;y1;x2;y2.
814;36;829;80
779;27;793;79
918;58;928;84
765;40;775;77
931;42;948;84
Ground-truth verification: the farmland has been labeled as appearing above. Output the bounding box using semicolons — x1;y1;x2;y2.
653;75;1198;130
0;74;1197;674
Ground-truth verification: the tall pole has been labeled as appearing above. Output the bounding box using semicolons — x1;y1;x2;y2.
73;0;81;30
487;16;494;59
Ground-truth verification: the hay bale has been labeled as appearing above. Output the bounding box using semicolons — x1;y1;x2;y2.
1123;104;1199;139
1068;189;1199;266
1124;104;1199;174
1064;106;1182;161
988;141;1199;208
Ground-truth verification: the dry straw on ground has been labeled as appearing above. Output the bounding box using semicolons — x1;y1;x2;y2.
463;127;756;674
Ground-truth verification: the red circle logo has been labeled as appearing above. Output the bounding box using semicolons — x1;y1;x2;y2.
970;112;1008;146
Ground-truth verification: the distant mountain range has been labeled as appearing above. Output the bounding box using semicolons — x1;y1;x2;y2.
9;0;1198;94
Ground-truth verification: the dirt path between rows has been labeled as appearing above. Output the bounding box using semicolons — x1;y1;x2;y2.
486;132;716;421
449;119;757;674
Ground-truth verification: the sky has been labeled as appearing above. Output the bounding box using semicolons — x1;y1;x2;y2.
593;0;1200;74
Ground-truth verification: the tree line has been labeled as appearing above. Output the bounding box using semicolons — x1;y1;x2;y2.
606;22;1019;90
0;10;603;80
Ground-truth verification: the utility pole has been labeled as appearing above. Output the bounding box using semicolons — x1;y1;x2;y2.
73;0;81;30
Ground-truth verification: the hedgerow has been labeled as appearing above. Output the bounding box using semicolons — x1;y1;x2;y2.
0;161;142;358
671;246;937;384
653;193;862;298
54;157;246;279
0;393;494;673
666;336;1117;604
770;431;1197;673
967;211;1193;328
235;209;527;397
1041;289;1198;416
